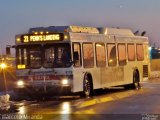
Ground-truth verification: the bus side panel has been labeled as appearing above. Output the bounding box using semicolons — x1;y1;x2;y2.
123;62;134;84
100;67;124;87
124;61;143;83
72;68;84;92
72;68;101;92
89;68;101;89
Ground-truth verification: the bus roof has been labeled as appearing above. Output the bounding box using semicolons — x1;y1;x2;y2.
98;27;134;36
28;26;135;36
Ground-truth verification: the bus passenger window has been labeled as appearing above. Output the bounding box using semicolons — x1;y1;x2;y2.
73;43;81;67
83;43;94;68
128;44;135;61
107;44;117;66
136;44;144;61
118;44;127;66
96;43;106;67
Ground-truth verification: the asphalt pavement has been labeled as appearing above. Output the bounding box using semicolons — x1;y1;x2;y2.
1;78;160;120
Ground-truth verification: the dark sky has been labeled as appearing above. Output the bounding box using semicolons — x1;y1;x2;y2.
0;0;160;53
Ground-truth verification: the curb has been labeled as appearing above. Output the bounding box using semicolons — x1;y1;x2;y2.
78;89;141;108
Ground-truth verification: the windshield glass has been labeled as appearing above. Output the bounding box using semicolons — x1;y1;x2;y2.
44;44;71;68
16;43;71;69
29;46;42;68
16;45;42;69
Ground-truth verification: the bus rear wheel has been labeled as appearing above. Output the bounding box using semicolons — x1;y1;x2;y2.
132;71;141;89
83;76;93;97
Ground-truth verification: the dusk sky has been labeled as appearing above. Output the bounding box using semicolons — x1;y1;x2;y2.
0;0;160;53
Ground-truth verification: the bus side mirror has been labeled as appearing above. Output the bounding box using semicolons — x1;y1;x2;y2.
73;52;79;61
6;46;11;55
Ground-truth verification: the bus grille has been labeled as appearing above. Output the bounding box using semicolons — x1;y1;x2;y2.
143;65;148;77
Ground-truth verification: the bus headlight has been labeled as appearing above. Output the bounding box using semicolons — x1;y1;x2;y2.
61;79;68;85
17;80;24;87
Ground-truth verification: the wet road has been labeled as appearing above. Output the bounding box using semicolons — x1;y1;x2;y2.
2;79;160;120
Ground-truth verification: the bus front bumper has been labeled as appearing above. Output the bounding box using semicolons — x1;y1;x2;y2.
15;80;73;95
15;85;72;96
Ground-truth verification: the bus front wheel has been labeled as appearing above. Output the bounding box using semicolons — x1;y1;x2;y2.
83;75;93;97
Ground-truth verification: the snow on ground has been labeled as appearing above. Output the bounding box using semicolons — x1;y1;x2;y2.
0;93;10;111
150;71;160;79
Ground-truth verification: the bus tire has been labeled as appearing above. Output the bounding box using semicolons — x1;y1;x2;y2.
132;70;140;89
83;74;93;97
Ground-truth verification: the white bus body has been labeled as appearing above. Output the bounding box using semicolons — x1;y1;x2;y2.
15;26;150;96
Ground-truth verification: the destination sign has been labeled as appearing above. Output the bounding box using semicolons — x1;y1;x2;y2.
21;33;64;43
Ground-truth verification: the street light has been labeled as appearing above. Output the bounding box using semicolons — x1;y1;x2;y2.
148;46;152;51
0;62;8;94
0;63;7;69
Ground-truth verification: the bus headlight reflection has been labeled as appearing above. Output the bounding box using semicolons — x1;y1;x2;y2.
61;102;71;114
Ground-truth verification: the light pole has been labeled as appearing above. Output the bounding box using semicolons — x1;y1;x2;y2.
0;62;7;94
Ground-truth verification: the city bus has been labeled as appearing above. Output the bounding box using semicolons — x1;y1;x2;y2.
13;26;150;97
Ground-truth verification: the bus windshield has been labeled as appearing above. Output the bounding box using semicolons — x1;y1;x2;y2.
44;44;71;68
16;43;71;69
